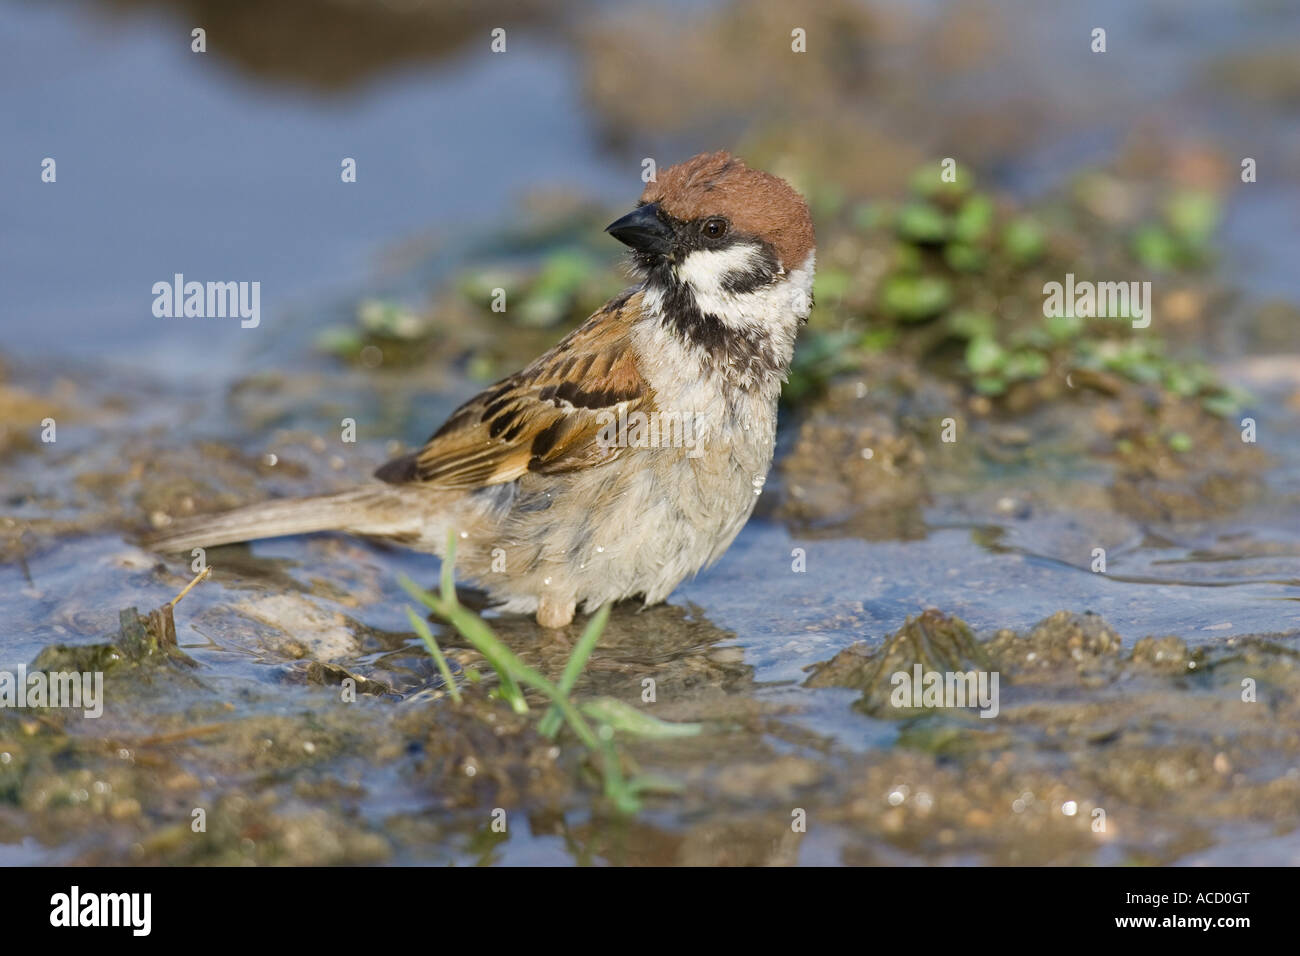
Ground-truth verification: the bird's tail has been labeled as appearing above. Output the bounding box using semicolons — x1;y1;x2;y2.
140;486;423;553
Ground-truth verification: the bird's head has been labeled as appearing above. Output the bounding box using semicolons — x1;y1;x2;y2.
605;151;816;337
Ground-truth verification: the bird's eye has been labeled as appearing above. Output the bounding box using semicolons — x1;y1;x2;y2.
703;218;729;240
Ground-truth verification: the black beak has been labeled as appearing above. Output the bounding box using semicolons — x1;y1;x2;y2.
605;202;673;255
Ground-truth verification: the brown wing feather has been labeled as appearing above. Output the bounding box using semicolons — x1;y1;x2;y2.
375;291;653;489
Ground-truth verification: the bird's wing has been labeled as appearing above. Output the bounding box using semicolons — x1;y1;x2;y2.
374;290;654;489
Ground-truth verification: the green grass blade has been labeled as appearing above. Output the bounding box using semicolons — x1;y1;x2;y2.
427;534;532;712
404;606;462;704
441;534;458;607
579;698;702;738
597;726;640;814
397;573;530;715
539;602;611;738
626;773;686;796
397;533;655;801
432;594;533;714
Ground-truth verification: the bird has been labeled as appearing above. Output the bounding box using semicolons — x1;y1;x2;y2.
144;151;816;628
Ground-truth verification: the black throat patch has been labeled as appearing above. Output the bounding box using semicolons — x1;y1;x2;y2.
639;247;791;390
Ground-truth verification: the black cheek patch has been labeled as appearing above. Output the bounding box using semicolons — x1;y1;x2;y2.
721;266;775;295
719;241;780;295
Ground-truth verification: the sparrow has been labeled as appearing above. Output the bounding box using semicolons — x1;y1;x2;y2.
144;151;816;627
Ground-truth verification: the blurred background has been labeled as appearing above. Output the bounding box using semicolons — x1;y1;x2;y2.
2;0;1300;865
3;0;1298;374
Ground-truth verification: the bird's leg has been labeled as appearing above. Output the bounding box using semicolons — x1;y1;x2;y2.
536;594;576;629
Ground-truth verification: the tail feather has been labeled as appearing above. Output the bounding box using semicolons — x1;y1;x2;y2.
140;486;415;553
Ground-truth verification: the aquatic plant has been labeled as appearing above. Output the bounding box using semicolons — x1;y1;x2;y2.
400;534;700;814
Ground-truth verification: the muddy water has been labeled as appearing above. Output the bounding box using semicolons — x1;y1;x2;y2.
3;311;1297;865
3;0;1300;865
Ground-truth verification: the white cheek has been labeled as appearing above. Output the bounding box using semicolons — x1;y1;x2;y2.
675;244;766;301
673;245;816;336
637;247;818;393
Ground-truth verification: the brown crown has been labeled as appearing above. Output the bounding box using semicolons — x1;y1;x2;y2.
640;151;815;271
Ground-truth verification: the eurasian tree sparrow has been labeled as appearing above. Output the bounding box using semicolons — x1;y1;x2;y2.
145;151;816;627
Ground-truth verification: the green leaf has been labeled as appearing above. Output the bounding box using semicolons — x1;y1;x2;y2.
896;203;950;244
908;163;970;199
1165;191;1219;247
1045;311;1084;342
952;195;994;244
944;242;987;273
358;299;425;340
881;274;952;322
315;326;363;358
405;606;462;704
517;249;596;327
965;336;1005;375
539;603;611;739
1133;224;1179;271
1002;218;1046;265
579;698;703;739
1002;350;1049;381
